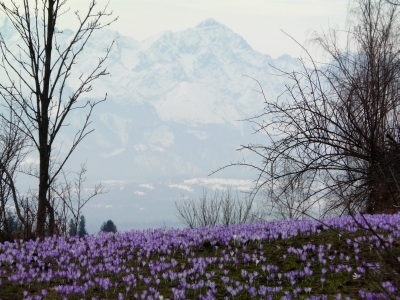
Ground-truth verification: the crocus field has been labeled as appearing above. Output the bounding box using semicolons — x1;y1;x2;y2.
1;214;400;300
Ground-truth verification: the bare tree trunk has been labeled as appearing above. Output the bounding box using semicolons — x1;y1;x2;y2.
0;0;117;239
35;0;55;238
37;144;50;238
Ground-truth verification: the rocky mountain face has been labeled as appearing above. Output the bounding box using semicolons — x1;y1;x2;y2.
0;17;301;233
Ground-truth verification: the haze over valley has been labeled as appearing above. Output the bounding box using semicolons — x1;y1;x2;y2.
1;16;308;234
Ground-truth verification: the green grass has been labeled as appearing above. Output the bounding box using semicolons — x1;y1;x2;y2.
0;221;399;299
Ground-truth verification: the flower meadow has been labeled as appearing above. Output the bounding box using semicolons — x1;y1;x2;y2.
1;214;400;300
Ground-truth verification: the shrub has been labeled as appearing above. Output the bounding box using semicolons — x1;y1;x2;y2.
100;220;117;233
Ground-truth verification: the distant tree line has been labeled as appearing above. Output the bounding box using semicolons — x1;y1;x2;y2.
2;212;118;239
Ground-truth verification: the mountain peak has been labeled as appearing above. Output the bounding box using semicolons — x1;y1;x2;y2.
195;18;222;28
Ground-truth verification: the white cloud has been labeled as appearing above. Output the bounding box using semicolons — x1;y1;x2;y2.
88;203;114;208
184;177;254;191
134;191;145;196
102;180;133;186
139;184;155;190
21;156;39;165
83;187;97;193
134;144;147;151
133;143;165;152
101;148;126;158
167;184;194;193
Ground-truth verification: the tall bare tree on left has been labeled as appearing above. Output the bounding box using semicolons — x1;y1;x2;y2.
0;0;117;239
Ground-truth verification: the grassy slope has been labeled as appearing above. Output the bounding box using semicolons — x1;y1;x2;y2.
0;215;399;299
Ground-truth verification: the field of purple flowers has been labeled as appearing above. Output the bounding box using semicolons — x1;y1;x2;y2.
0;213;399;299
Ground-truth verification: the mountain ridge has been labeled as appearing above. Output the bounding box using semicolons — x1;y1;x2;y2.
0;17;303;232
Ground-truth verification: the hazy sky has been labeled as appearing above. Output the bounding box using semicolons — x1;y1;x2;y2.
60;0;349;59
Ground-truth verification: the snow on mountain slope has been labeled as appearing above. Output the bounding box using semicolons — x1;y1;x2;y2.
1;16;303;181
69;18;300;126
1;17;303;231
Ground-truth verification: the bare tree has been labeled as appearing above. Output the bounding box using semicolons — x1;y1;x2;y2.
211;0;400;218
50;162;106;237
174;187;265;229
1;188;39;242
0;160;102;240
261;159;318;221
209;0;400;297
386;0;400;5
0;107;32;241
0;0;117;238
175;188;221;229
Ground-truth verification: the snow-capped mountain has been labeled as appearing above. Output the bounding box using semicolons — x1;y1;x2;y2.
62;18;301;180
0;17;302;233
89;18;298;124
